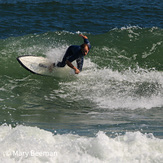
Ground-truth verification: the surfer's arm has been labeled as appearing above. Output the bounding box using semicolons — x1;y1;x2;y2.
76;57;84;72
79;34;91;50
66;60;80;74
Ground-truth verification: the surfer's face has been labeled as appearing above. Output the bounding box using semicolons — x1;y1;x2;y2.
82;46;89;56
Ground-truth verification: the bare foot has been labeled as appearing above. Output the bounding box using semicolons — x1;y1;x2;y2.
48;63;55;72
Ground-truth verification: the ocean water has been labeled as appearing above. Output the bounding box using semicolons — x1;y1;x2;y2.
0;0;163;162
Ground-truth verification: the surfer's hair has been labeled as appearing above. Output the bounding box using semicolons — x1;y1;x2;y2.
81;43;90;50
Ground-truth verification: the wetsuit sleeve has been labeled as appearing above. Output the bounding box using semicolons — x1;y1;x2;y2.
84;39;91;50
76;57;84;71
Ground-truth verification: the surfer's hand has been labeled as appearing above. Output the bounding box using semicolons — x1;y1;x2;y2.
74;68;80;74
66;60;80;74
79;34;88;39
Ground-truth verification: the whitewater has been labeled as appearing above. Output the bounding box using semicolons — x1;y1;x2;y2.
0;125;163;163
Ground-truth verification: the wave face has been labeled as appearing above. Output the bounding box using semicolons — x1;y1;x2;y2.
0;29;162;138
0;27;163;119
0;28;162;110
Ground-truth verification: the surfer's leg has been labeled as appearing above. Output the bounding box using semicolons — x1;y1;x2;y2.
56;61;66;67
56;46;72;67
48;46;71;71
48;60;66;72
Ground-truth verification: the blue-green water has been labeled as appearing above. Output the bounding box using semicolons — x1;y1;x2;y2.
0;0;163;162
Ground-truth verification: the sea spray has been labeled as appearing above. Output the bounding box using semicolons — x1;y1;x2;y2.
0;125;163;163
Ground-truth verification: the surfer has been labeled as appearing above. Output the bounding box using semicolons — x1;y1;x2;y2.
49;34;91;74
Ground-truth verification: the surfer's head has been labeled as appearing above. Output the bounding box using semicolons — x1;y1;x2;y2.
81;43;89;56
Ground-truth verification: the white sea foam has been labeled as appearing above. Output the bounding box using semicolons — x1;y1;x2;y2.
59;59;163;110
0;125;163;163
45;45;68;63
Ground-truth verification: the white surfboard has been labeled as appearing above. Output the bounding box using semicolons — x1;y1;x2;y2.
17;55;74;77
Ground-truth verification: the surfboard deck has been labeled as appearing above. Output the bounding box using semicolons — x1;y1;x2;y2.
17;55;74;77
